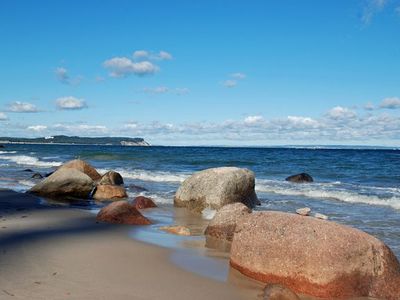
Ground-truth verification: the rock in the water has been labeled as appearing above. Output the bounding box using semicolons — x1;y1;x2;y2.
28;168;94;199
205;203;251;250
174;167;259;213
263;284;300;300
23;169;33;172
31;173;43;179
127;184;148;192
98;171;124;186
314;212;328;220
159;225;191;236
295;207;311;216
96;201;151;225
59;159;101;181
132;196;157;209
93;185;127;200
230;211;400;299
285;173;313;183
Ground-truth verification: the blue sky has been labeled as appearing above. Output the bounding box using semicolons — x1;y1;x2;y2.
0;0;400;146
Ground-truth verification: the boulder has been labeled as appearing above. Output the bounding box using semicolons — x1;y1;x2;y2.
96;201;151;225
132;196;157;209
205;203;251;250
230;211;400;299
159;225;191;236
23;168;33;172
314;212;328;220
31;173;43;179
93;185;127;200
98;171;124;186
263;284;300;300
127;184;148;192
285;173;313;183
59;159;101;181
174;167;259;213
28;168;94;199
295;207;310;216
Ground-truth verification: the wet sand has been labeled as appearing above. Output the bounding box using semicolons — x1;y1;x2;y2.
0;190;251;300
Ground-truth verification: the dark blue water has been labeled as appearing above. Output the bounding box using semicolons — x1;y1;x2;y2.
0;144;399;257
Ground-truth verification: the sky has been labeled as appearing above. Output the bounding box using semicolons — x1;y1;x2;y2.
0;0;400;146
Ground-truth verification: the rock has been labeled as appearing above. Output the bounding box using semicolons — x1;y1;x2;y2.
0;145;4;148
28;168;95;199
23;169;33;172
159;226;191;236
263;284;300;300
285;173;313;183
127;184;148;192
93;185;127;200
295;207;311;216
31;173;43;179
98;171;124;186
174;167;259;213
45;171;54;177
314;212;328;220
205;203;251;250
59;159;101;181
132;196;157;209
230;211;400;299
96;201;151;225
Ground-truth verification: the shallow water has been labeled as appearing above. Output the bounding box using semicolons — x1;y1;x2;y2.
0;144;399;259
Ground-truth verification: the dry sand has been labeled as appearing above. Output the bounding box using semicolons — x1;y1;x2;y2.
0;190;255;300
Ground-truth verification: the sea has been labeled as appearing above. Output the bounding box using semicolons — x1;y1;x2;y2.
0;144;399;259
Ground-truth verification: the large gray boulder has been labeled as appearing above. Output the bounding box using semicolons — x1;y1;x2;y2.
230;211;400;299
58;159;101;181
28;168;95;199
174;167;259;213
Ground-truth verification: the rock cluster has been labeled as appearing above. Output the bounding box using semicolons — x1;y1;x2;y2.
28;159;127;201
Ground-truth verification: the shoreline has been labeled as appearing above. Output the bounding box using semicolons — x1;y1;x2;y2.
0;189;255;300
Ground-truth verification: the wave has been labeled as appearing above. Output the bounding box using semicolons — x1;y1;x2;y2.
98;168;188;183
0;154;62;168
0;151;17;154
255;179;400;210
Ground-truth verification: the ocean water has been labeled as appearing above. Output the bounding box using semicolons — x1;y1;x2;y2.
0;144;399;258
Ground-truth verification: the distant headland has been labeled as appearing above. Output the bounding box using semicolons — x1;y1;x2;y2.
0;135;150;146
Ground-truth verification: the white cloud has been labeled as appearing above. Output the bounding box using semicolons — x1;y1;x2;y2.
0;112;8;120
56;96;87;110
379;97;400;109
143;86;190;95
244;115;265;125
327;106;356;119
55;67;69;84
287;116;320;128
53;123;108;135
27;125;47;132
103;57;159;77
158;51;172;60
362;0;387;24
223;79;237;88
230;72;246;79
8;101;39;113
143;86;169;94
133;50;150;59
364;102;375;111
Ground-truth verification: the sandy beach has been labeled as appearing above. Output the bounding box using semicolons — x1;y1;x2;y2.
0;189;256;300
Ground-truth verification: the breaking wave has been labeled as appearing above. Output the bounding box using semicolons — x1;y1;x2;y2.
0;154;62;168
256;179;400;210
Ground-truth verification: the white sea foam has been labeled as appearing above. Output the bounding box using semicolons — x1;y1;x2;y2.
98;168;188;183
0;151;17;154
0;154;62;168
202;207;217;220
256;179;400;210
127;191;173;204
18;180;36;188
